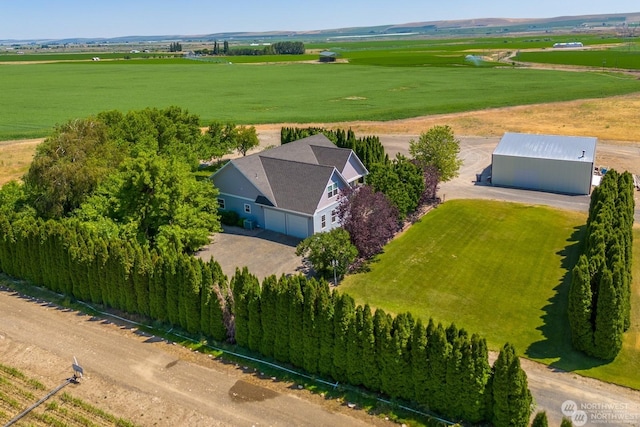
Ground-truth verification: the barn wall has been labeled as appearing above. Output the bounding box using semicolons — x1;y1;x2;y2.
492;155;592;195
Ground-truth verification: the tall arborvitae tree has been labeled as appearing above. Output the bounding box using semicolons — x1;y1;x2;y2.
467;334;491;423
411;319;429;405
260;275;278;357
386;313;415;401
532;411;549;427
332;293;355;382
208;261;230;342
593;267;624;359
247;276;262;352
445;332;465;419
569;168;633;360
347;305;365;387
373;309;392;394
568;254;594;352
199;261;214;337
316;282;335;377
425;323;450;414
360;304;378;391
288;277;305;367
231;267;258;348
491;343;533;427
274;275;291;362
302;279;320;374
180;257;202;334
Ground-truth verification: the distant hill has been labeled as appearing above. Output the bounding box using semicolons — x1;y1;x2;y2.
2;12;639;45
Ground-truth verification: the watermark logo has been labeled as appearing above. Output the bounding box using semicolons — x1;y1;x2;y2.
562;400;587;426
561;399;640;425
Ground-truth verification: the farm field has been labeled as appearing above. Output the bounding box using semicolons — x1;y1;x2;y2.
0;363;136;426
1;59;640;140
516;48;640;69
339;199;640;390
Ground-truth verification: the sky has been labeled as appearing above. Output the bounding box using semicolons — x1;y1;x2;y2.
1;0;639;40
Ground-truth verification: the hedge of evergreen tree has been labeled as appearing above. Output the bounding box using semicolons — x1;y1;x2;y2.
0;210;534;424
280;126;389;170
0;215;233;342
232;272;532;424
568;169;634;359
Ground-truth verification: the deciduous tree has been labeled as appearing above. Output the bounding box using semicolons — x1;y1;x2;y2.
295;228;357;281
337;186;399;259
409;125;463;183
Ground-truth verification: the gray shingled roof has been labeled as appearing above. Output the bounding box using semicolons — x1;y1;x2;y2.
227;134;353;214
494;133;597;163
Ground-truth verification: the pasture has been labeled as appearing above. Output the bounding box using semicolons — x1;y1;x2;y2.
339;200;640;390
1;60;640;140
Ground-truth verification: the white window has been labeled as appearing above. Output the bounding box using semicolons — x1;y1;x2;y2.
331;209;337;223
217;198;225;209
321;215;326;228
327;183;338;198
244;203;251;214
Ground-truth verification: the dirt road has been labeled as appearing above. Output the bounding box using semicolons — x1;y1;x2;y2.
0;288;393;427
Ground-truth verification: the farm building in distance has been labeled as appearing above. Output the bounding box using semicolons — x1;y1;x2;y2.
491;133;597;195
553;42;583;48
319;51;338;62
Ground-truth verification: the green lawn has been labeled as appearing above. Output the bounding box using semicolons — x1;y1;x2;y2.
340;199;640;390
1;61;639;140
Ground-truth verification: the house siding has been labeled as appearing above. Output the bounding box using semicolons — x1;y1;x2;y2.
313;202;341;234
341;153;367;183
317;170;347;211
217;193;265;228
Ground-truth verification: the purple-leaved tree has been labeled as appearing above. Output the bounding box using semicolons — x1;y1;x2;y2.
337;186;399;259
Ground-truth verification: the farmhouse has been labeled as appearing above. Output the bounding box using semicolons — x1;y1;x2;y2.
491;132;597;195
212;134;368;238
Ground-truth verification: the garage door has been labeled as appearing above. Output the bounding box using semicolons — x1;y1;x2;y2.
264;209;286;234
287;214;310;239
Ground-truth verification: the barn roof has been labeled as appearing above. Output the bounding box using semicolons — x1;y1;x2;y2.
493;133;597;163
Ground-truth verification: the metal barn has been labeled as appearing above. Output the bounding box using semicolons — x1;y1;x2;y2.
491;133;597;195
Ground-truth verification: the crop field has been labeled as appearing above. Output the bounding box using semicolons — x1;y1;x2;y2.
516;48;640;69
0;363;135;426
1;60;640;140
340;200;640;390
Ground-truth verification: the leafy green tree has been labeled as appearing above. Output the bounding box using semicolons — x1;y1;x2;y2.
23;118;124;219
203;121;237;161
295;228;357;282
409;125;463;183
234;125;260;156
317;283;335;377
76;153;221;252
492;343;533;427
367;154;425;220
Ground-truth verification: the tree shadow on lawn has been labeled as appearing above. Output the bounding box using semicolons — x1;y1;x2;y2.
525;225;609;371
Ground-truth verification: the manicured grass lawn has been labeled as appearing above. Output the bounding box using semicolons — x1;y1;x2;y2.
1;61;639;140
340;200;640;389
